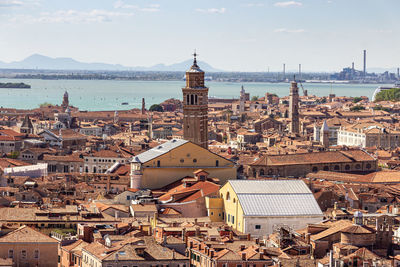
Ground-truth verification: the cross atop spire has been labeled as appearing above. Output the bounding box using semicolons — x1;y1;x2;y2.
192;49;198;66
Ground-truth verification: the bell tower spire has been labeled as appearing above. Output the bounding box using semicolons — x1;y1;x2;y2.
182;51;209;149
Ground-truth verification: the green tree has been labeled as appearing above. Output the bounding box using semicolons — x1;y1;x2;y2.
251;96;259;101
8;151;19;159
350;105;365;111
375;88;400;102
353;97;363;103
149;104;164;112
39;102;54;108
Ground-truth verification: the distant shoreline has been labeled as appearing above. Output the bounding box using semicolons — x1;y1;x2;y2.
0;75;389;85
0;82;31;89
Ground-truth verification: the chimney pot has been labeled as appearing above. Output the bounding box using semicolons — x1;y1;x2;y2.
241;252;246;261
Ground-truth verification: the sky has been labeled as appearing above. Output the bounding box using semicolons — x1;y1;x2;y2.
0;0;399;72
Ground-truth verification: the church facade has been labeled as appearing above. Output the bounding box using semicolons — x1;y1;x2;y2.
130;139;237;189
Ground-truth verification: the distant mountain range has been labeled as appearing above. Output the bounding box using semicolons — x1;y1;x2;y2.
0;54;223;72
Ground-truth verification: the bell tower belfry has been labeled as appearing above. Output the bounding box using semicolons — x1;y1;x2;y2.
182;52;209;149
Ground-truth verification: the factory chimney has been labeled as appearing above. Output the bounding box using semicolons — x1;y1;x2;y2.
299;64;302;80
283;63;286;80
363;50;366;78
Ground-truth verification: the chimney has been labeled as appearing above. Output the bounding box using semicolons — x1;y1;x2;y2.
163;234;167;245
306;233;311;244
229;231;233;240
240;245;245;251
241;252;246;261
195;226;200;237
210;249;215;258
259;251;264;260
255;238;259;245
182;228;186;241
172;249;175;260
189;241;193;248
247;233;251;241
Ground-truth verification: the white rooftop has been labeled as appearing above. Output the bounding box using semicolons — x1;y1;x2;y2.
229;180;312;194
228;180;323;217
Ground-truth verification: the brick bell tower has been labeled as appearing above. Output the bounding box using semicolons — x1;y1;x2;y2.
182;51;209;149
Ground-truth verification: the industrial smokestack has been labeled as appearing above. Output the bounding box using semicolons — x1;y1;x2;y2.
363;50;366;78
299;64;302;80
352;62;354;71
397;68;399;79
283;63;286;80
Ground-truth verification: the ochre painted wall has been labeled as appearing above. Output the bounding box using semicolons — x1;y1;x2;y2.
219;182;245;233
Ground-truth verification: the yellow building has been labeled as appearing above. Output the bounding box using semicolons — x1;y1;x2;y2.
207;180;323;237
130;139;237;189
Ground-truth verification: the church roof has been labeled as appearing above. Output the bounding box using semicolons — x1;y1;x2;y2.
21;115;33;129
131;139;188;164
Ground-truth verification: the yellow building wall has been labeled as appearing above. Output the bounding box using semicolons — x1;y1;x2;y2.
141;142;237;189
219;182;245;233
205;197;224;222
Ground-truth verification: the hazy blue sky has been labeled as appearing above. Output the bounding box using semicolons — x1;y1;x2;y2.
0;0;399;71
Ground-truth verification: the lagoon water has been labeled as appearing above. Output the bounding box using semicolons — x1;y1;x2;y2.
0;78;387;111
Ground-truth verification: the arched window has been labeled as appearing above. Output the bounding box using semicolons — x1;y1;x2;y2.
334;165;340;171
355;164;361;170
191;94;194;105
253;169;257;177
345;165;350;171
260;169;265;176
187;94;190;105
323;166;329;171
312;167;318;173
366;163;372;169
226;192;230;201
